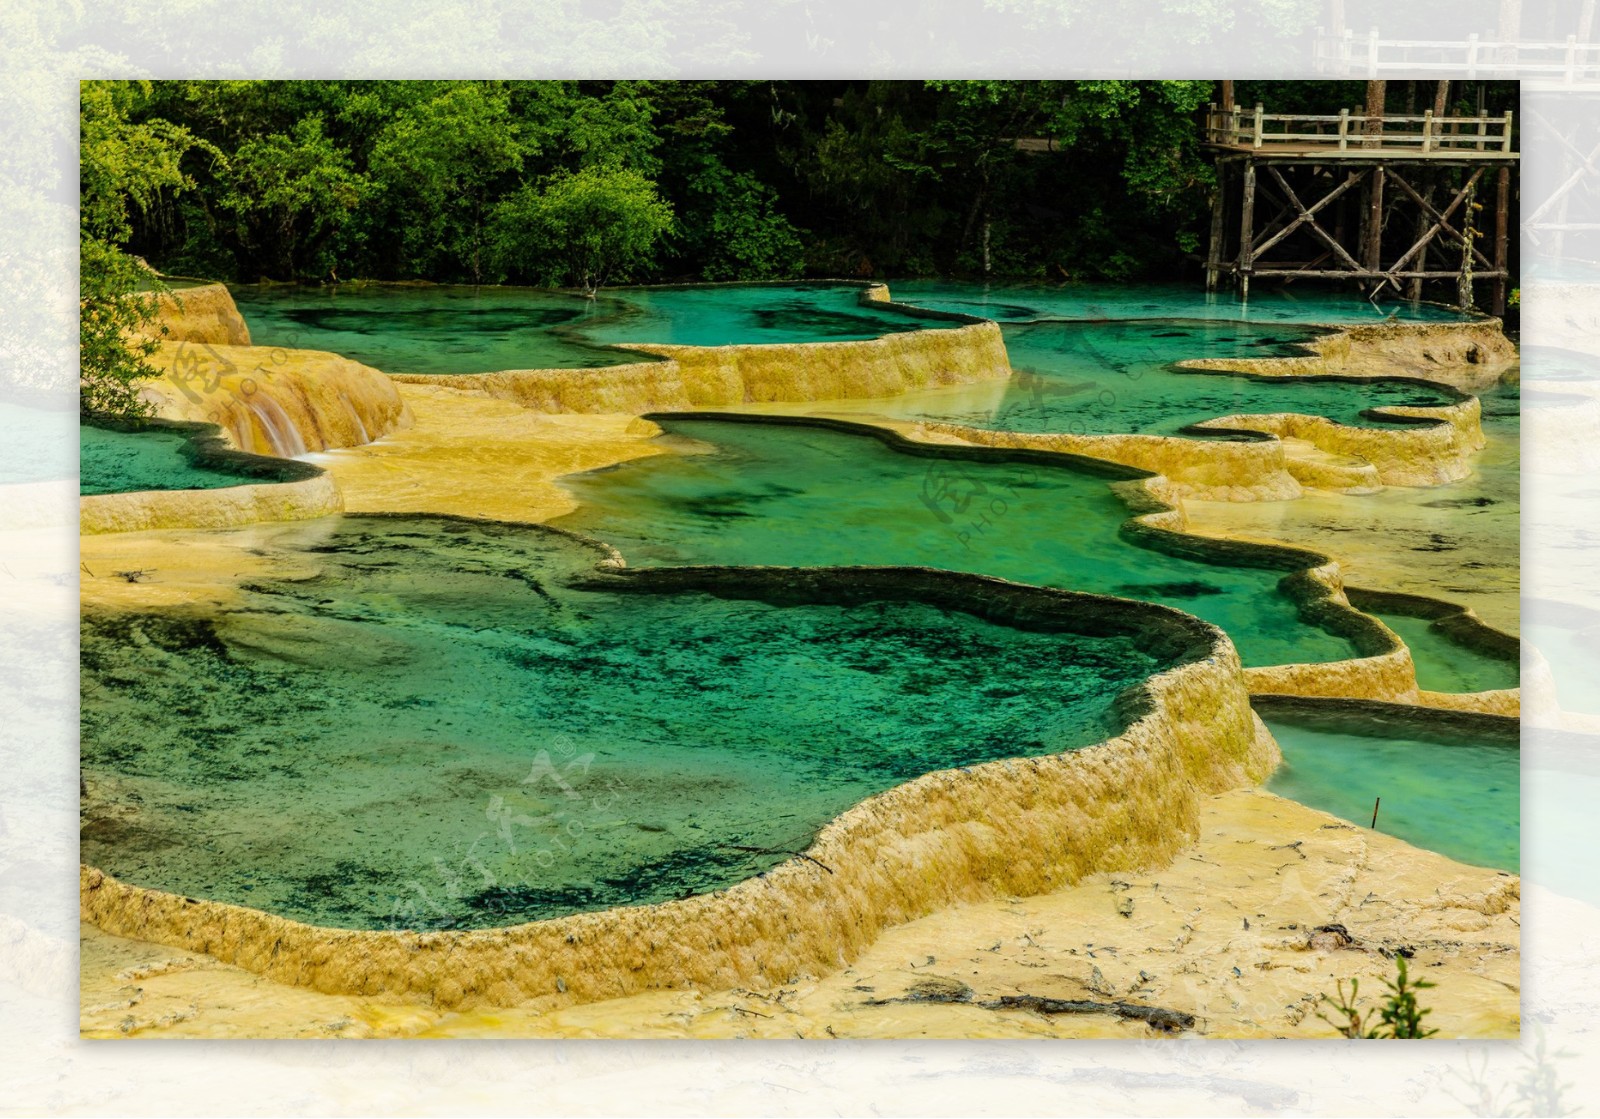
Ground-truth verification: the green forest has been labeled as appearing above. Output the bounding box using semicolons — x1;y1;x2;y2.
80;78;1517;412
85;79;1517;287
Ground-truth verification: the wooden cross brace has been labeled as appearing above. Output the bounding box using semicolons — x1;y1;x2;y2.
1256;166;1365;272
1386;167;1493;273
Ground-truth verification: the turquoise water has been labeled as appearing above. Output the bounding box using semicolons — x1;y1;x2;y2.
1375;613;1518;693
855;319;1461;438
79;422;267;495
80;515;1174;930
887;280;1465;325
230;281;1464;445
574;283;957;347
1263;712;1518;871
230;284;641;374
554;417;1358;668
231;282;952;377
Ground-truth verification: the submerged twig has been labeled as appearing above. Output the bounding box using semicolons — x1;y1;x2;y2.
727;844;835;875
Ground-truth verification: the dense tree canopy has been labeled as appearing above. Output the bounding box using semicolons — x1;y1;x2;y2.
94;78;1515;290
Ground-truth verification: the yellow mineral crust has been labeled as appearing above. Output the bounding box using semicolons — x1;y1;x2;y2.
80;473;342;536
1179;318;1518;393
390;321;1011;414
904;420;1305;501
314;382;669;523
138;282;253;347
78;788;1519;1039
140;342;412;456
80;613;1277;1011
1194;396;1485;488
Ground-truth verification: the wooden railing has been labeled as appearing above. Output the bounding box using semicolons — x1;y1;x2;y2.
1204;104;1516;155
1314;28;1600;83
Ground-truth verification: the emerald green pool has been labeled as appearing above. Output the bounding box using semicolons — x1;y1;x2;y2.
1376;612;1519;693
80;516;1176;930
554;417;1358;668
230;284;640;374
1262;710;1518;871
887;280;1465;325
573;283;956;347
81;279;1521;921
853;318;1461;438
80;422;263;495
230;282;949;377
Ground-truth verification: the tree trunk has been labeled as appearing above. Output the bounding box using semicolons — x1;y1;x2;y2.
1219;80;1235;112
1363;80;1387;148
1432;80;1450;117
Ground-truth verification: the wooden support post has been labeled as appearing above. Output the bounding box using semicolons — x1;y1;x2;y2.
1239;160;1257;301
1408;181;1431;303
1494;164;1511;317
1364;165;1385;293
1206;162;1227;292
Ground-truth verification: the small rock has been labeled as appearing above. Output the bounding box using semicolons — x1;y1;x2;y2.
1308;924;1355;952
902;976;973;1003
1087;965;1115;997
1116;897;1135;919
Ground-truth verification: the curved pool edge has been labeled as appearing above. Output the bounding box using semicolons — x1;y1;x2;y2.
79;415;345;535
383;283;1011;415
80;553;1276;1012
1177;317;1518;394
80;473;344;535
638;408;1506;709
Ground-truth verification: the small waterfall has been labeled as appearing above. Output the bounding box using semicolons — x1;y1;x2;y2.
249;397;308;457
340;392;372;446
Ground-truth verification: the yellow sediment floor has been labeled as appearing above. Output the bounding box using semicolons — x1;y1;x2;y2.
1183;479;1517;636
312;381;668;523
79;788;1519;1040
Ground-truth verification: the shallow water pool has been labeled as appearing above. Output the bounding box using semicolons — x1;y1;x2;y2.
1262;709;1518;871
853;319;1461;438
230;284;639;374
80;422;267;495
555;417;1360;668
80;515;1175;930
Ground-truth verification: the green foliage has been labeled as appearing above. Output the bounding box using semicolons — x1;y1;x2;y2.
90;79;1519;288
79;238;161;418
80;80;200;243
491;167;673;294
369;83;527;282
1317;955;1440;1039
695;170;804;281
221;114;367;280
79;80;202;416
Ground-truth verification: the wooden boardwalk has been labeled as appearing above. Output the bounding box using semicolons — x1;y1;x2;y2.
1203;105;1518;313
